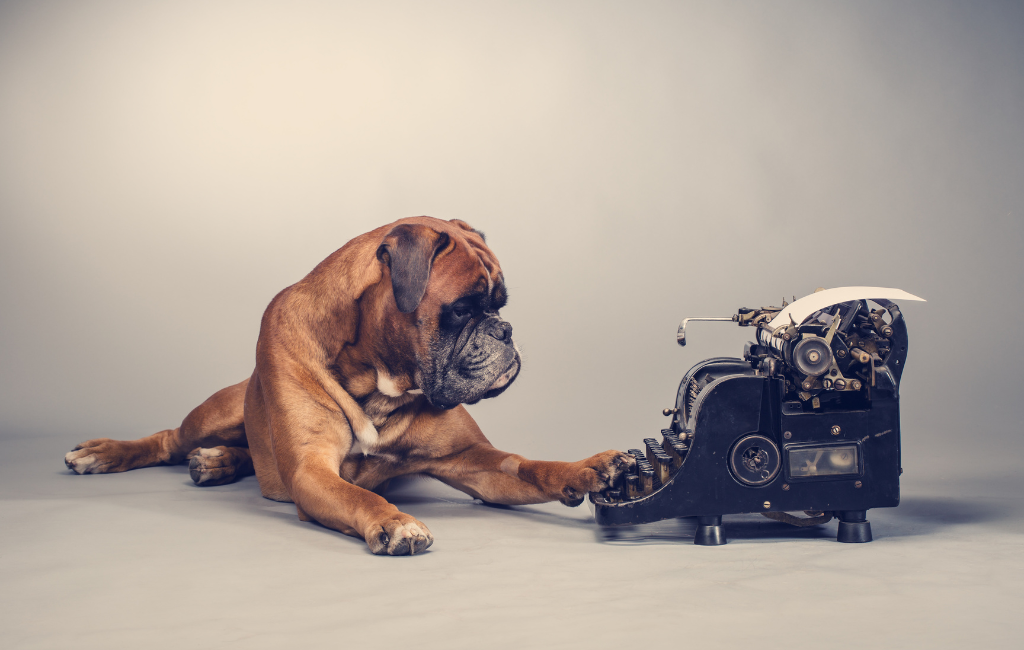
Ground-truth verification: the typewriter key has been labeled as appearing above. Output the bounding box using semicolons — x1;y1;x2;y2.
661;433;688;468
652;452;672;485
627;449;646;467
643;438;660;464
638;463;654;494
625;474;640;499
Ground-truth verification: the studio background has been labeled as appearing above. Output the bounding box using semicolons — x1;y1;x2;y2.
2;0;1020;474
1;1;1022;648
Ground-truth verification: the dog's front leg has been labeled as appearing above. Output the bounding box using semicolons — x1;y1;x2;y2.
418;407;635;507
289;458;433;555
256;379;433;556
433;445;635;506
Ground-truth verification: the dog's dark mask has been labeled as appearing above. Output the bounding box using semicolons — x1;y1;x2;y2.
377;222;521;410
423;294;520;410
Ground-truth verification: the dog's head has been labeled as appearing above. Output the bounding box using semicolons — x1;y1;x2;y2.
375;218;520;410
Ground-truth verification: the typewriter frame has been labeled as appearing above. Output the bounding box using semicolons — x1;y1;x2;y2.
591;296;911;545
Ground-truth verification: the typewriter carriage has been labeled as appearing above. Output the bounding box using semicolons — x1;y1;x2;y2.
591;287;924;545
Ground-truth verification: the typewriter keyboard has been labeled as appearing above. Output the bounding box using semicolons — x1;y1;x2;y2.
602;430;690;501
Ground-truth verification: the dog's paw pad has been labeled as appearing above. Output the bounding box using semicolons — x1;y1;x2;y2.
560;486;585;507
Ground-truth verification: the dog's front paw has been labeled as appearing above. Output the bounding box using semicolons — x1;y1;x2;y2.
559;450;635;506
364;512;434;556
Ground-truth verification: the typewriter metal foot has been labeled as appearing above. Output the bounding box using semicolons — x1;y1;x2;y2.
836;510;873;543
694;516;727;546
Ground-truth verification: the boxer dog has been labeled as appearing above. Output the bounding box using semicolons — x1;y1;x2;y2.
65;217;633;555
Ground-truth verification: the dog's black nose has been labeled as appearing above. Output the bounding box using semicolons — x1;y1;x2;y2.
486;320;513;342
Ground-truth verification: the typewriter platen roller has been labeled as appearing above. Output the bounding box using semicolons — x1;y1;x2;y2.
591;287;925;545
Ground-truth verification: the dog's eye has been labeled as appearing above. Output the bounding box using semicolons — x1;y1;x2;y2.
445;301;475;328
444;295;486;328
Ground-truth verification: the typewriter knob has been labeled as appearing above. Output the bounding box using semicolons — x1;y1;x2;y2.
662;408;679;416
792;336;833;377
729;434;781;487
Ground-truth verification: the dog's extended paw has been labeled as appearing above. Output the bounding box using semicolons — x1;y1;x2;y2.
365;513;434;556
188;447;241;487
558;450;635;507
64;439;137;474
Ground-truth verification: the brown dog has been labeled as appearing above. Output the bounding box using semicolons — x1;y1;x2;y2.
65;217;633;555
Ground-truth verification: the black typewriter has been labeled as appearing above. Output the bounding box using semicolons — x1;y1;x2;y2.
591;287;924;545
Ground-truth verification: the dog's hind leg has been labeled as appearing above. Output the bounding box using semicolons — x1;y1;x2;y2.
65;379;250;477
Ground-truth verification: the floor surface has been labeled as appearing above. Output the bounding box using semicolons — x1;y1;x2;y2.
2;431;1022;649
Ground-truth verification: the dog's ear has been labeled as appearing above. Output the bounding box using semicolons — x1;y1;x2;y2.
376;224;450;313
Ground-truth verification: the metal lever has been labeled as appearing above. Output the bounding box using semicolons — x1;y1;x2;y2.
676;317;734;347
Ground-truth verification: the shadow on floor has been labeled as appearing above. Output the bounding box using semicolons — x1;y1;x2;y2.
591;495;1024;545
895;495;1017;526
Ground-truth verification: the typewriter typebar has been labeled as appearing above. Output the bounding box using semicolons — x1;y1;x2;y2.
590;287;924;545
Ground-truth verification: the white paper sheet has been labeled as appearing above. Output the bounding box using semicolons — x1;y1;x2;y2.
767;287;926;329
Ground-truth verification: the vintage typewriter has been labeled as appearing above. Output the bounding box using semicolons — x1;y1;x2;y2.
591;287;924;545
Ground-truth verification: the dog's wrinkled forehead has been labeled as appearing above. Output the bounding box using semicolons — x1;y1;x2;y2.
428;222;506;307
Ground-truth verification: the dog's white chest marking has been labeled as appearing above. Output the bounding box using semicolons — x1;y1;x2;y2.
376;373;405;398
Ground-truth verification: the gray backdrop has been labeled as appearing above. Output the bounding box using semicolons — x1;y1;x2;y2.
2;0;1022;476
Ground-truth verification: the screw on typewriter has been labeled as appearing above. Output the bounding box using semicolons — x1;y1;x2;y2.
590;287;925;545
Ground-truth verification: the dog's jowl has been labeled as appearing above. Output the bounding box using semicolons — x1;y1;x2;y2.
65;217;633;555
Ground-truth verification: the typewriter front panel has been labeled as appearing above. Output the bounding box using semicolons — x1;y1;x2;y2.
777;398;901;512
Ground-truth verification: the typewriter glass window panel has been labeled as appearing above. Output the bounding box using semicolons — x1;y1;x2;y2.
787;445;860;478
